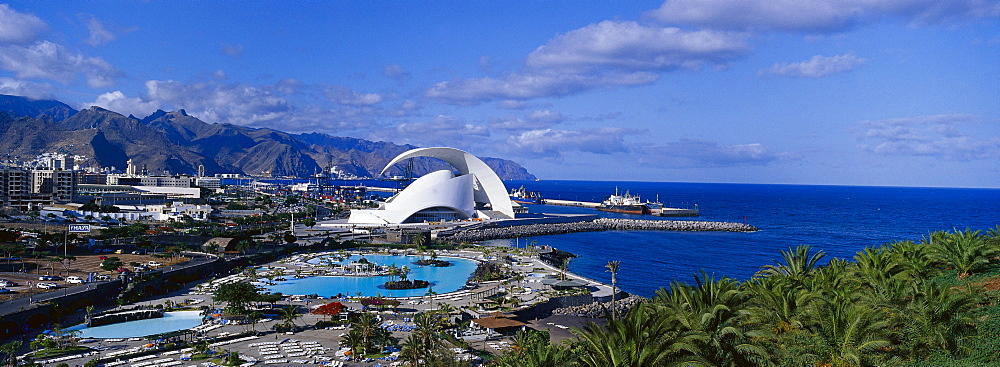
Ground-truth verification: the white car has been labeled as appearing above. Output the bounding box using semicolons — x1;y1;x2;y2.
66;276;84;284
148;261;162;267
37;282;59;289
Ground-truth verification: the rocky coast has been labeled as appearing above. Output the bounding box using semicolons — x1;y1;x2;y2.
552;294;648;318
445;218;758;242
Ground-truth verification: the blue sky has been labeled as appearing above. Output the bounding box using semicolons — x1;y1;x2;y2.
0;1;997;188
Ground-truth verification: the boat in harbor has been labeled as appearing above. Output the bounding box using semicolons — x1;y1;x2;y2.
597;189;656;215
510;185;543;205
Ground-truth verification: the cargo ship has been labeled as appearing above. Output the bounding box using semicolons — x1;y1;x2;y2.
597;188;658;215
509;186;544;205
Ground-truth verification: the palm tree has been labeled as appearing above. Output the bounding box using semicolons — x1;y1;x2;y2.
808;297;892;366
495;329;577;367
756;245;825;284
744;276;815;334
559;258;570;281
573;302;694;366
398;265;410;282
387;264;399;282
247;311;263;333
655;273;769;367
851;246;910;309
425;286;437;310
352;313;381;355
243;266;258;280
84;305;95;323
279;306;300;330
605;260;621;319
927;229;995;279
61;255;77;276
895;281;978;359
889;240;937;280
401;313;446;365
0;341;22;367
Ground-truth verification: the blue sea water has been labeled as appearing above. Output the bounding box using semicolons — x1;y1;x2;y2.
497;181;1000;298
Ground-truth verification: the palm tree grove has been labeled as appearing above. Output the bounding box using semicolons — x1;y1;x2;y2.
488;227;1000;366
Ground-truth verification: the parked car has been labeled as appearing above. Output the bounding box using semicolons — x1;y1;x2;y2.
94;274;111;281
66;276;84;284
38;275;62;281
0;280;17;287
0;288;10;294
148;261;161;267
37;282;58;289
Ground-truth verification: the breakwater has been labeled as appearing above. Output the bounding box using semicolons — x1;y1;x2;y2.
444;218;758;242
552;294;648;318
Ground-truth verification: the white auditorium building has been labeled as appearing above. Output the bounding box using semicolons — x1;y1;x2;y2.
347;147;514;225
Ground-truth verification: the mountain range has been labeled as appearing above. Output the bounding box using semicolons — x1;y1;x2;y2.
0;94;536;180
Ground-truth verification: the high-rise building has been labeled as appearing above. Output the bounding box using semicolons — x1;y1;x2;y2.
126;159;137;175
31;169;76;202
0;166;53;211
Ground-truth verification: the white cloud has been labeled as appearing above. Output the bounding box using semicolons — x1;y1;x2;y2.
0;77;54;100
427;71;660;105
640;139;787;168
145;79;292;125
82;15;115;46
82;91;161;118
104;79;402;135
761;53;867;78
0;4;47;44
390;115;490;149
383;64;410;82
0;41;118;87
857;114;1000;161
427;21;749;105
497;100;526;110
324;86;385;106
505;128;631;157
488;109;568;133
222;43;244;57
526;110;564;124
525;21;749;73
646;0;1000;33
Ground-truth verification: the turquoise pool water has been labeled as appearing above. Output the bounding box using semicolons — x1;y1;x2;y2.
66;311;203;339
264;254;479;298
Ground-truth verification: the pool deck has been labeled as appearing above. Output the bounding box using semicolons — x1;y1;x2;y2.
23;243;615;367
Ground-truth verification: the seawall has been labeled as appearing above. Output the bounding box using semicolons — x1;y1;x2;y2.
444;217;757;242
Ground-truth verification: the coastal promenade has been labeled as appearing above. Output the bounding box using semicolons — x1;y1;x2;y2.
445;217;758;242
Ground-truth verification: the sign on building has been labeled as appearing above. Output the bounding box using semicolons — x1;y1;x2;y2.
68;224;92;233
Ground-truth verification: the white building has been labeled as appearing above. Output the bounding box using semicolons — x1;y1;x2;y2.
43;201;212;222
348;147;514;225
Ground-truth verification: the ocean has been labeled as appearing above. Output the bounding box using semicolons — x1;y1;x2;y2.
494;181;1000;298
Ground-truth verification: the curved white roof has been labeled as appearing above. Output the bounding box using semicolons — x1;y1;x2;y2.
348;147;514;224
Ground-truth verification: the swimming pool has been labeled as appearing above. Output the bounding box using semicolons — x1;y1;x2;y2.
263;254;479;298
66;311;203;339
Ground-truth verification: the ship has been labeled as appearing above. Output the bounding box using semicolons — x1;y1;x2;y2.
509;185;543;204
597;188;658;215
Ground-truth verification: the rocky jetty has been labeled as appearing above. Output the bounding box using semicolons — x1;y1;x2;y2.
446;218;757;242
552;294;648;318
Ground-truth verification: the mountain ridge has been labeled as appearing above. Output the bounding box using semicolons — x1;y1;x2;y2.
0;94;537;180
